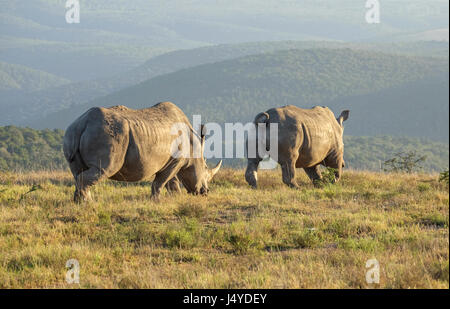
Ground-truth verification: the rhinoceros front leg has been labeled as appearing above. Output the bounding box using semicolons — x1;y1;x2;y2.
74;167;105;203
323;156;344;183
151;163;182;201
304;165;322;187
331;160;343;183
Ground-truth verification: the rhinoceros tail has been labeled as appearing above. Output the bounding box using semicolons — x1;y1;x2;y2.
254;112;270;125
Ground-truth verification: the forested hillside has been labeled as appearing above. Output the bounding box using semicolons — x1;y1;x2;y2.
37;48;448;141
343;136;449;171
0;126;65;171
0;126;447;172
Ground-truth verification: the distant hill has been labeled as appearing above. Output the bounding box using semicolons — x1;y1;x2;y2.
0;126;447;172
0;61;72;121
0;35;172;82
34;48;449;142
401;28;449;42
3;40;446;127
325;76;449;141
4;41;352;125
0;61;69;92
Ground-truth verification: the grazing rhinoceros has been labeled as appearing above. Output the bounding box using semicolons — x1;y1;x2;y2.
245;105;349;188
63;102;221;202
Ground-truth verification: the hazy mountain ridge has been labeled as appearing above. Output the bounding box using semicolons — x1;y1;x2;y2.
1;0;448;82
0;61;70;92
33;48;448;143
1;0;448;127
3;40;448;127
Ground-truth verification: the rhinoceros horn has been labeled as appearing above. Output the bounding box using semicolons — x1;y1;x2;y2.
198;124;221;180
208;160;222;181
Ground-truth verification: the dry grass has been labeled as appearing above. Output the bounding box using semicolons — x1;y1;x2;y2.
0;168;448;288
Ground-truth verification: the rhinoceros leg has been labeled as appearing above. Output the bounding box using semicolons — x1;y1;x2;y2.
74;167;105;203
304;165;322;187
165;176;182;194
323;156;344;183
280;159;299;189
245;158;261;189
331;162;343;183
151;161;183;200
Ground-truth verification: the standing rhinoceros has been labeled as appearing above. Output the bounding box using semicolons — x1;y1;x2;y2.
63;102;221;202
245;105;349;188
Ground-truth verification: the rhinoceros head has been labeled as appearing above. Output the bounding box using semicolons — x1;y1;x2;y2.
178;126;222;195
179;159;222;195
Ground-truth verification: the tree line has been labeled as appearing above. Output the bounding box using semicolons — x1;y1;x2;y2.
0;126;448;173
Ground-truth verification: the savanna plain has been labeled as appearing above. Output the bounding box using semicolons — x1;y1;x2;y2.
0;168;448;288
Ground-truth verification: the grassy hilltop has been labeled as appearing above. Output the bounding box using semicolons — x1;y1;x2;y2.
0;169;448;288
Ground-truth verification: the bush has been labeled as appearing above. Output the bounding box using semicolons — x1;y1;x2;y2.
321;167;338;185
383;151;427;173
313;167;338;187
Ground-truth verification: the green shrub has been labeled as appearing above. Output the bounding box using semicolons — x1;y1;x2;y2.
417;183;431;192
439;170;449;185
383;151;427;173
162;219;201;249
291;229;322;248
227;233;255;254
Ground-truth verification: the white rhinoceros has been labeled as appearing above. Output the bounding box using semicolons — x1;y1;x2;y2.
245;105;349;188
63;102;221;202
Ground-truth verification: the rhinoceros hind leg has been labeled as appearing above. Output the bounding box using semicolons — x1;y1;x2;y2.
280;160;299;189
165;176;182;194
304;165;322;187
74;167;105;203
245;158;261;189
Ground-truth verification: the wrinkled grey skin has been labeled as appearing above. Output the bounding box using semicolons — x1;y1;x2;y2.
63;102;221;202
245;105;349;188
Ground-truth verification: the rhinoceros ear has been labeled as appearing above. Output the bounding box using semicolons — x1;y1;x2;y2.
254;112;269;124
199;124;206;156
200;124;206;139
338;110;350;126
